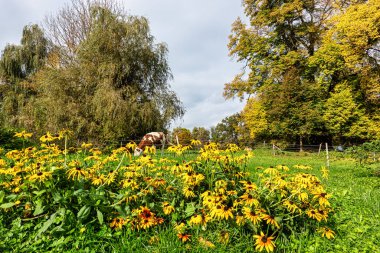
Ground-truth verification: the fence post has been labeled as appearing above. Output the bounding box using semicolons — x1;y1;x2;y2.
272;144;275;156
176;135;179;145
318;143;322;156
326;143;330;169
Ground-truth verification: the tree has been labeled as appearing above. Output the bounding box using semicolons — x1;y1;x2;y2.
0;24;49;128
226;0;379;145
191;127;210;143
241;97;267;140
1;0;184;142
322;83;379;142
210;113;246;146
171;127;192;145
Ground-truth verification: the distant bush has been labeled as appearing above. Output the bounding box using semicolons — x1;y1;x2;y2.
346;140;380;166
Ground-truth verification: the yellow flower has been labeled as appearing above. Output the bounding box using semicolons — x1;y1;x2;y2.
306;208;323;221
110;217;128;230
177;233;191;243
162;202;175;215
318;227;335;239
39;132;59;142
81;142;93;149
253;232;276;252
67;166;88;180
190;139;202;146
198;237;215;248
91;175;105;186
174;222;186;233
243;207;262;225
283;200;301;213
183;187;196;198
320;166;329;179
312;191;331;206
262;214;280;228
210;205;234;220
28;171;53;183
240;193;260;207
219;230;230;244
235;214;246;226
14;130;33;139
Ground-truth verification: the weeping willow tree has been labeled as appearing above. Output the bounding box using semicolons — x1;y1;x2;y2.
1;0;184;143
0;24;48;128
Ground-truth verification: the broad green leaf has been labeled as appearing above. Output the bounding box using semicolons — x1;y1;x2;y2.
33;199;45;216
185;203;196;218
77;205;91;221
36;213;57;237
0;202;16;209
96;209;104;225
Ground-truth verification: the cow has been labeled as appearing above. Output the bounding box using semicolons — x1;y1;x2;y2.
134;132;166;156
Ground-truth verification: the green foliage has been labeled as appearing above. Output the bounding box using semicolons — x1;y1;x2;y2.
0;1;184;143
0;128;32;150
211;113;248;146
191;127;210;143
226;0;380;145
347;140;380;166
171;127;192;145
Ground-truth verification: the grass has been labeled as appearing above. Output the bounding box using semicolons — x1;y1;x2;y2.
248;149;380;252
0;148;379;252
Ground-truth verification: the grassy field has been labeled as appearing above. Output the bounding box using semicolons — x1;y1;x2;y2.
0;147;379;252
249;149;380;252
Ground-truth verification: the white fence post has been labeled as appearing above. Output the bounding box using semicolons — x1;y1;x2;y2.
326;143;330;169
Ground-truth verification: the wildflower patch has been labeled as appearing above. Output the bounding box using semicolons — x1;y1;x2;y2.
0;131;335;252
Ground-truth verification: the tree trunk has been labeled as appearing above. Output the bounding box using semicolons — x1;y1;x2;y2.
299;136;303;152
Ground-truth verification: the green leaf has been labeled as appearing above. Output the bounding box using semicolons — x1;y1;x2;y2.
0;191;5;204
185;203;196;218
0;202;16;209
96;209;104;225
33;199;45;216
36;213;57;237
33;190;46;197
77;205;91;221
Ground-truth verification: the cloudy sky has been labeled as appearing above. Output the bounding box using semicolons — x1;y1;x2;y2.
0;0;246;130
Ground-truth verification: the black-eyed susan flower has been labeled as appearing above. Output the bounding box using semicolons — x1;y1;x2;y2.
240;193;260;207
183;187;196;198
91;174;105;186
28;171;52;183
312;191;331;206
162;202;175;215
253;232;276;252
110;217;128;230
177;233;191;242
306;208;323;221
189;214;203;226
243;207;262;225
235;214;246;226
283;200;301;213
174;222;186;233
14;130;33;139
219;230;230;244
67;166;88;180
320;166;329;179
262;214;280;228
318;226;335;239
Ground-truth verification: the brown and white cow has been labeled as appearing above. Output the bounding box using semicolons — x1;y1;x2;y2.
134;132;166;156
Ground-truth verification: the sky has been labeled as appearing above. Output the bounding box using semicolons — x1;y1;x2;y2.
0;0;246;130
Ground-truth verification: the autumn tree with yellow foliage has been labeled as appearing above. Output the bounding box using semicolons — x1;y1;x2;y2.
228;0;380;146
